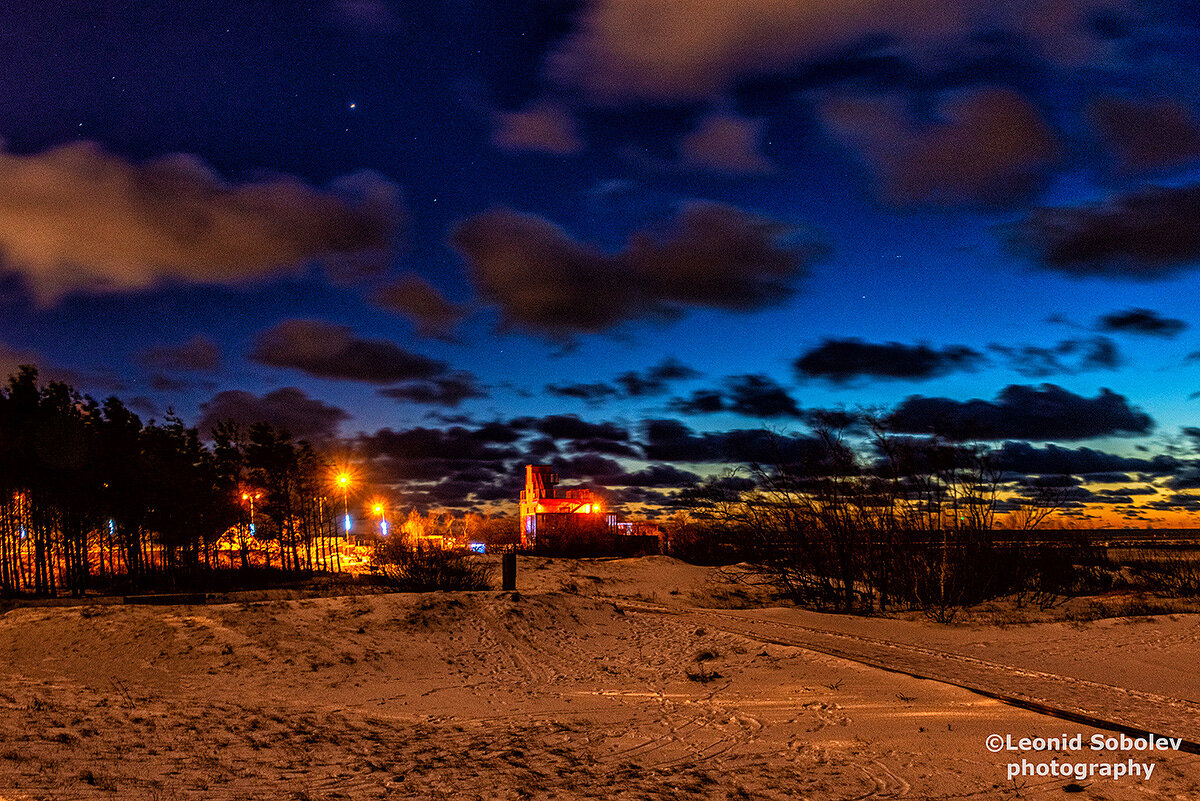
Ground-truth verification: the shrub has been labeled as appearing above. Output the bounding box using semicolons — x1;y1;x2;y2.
371;542;493;591
1130;548;1200;596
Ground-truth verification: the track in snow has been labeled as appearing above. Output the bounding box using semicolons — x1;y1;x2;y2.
619;602;1200;755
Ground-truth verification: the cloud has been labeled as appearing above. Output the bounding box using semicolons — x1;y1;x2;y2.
358;426;521;482
371;274;469;338
678;113;773;174
1156;450;1200;489
1012;484;1094;504
617;358;701;396
726;374;801;418
0;142;402;305
250;318;446;383
1078;473;1145;485
197;387;350;441
642;418;825;463
525;436;560;459
1145;493;1200;512
548;357;700;403
1075;337;1120;370
821;88;1060;205
126;396;160;419
378;373;487;407
472;421;527;444
1096;307;1186;337
1164;467;1200;490
671;374;801;418
1088;487;1159;503
492;101;584;155
1089;96;1200;173
885;384;1154;441
987;336;1120;377
989;440;1176;476
611;464;702;487
138;334;221;372
451;201;823;337
0;341;47;383
1015;184;1200;279
605;374;653;398
527;414;630;444
547;0;1116;102
545;381;622;403
565;438;642;458
0;344;131;394
548;454;625;480
1019;474;1083;488
796;339;984;383
670;389;727;415
149;374;191;392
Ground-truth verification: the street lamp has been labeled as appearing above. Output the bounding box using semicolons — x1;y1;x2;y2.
241;491;262;537
240;490;262;569
336;472;352;539
373;502;388;537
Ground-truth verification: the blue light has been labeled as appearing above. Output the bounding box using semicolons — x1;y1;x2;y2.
108;519;115;537
469;542;486;554
344;514;351;534
381;519;389;537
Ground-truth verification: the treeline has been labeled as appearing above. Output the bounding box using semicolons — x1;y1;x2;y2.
682;424;1097;619
0;367;342;597
394;508;519;550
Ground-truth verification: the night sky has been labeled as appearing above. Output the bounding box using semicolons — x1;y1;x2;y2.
8;0;1200;524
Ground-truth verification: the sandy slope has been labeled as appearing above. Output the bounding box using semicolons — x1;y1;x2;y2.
0;556;1198;799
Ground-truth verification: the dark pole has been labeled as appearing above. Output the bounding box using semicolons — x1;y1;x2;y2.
502;551;516;591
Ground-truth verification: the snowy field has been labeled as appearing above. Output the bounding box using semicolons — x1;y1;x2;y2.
1;555;1198;800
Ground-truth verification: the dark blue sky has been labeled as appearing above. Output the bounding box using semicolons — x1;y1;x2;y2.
7;0;1200;522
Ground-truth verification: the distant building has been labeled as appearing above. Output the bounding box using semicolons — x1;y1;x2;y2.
518;464;664;554
519;464;615;549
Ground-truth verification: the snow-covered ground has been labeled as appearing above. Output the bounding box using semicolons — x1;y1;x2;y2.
1;555;1198;799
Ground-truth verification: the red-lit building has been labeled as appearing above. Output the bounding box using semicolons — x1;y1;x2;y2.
519;464;615;549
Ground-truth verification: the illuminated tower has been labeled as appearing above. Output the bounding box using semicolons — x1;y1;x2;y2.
519;464;612;549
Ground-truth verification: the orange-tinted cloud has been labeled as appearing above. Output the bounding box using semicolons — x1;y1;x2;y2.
138;334;222;372
1090;96;1200;173
0;340;43;383
250;318;446;384
371;273;469;338
492;101;584;155
678;113;773;174
197;387;350;441
549;0;1120;101
451;201;824;337
0;142;402;305
821;88;1061;205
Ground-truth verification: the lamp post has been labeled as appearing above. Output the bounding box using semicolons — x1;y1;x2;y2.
336;473;352;541
374;502;388;538
241;491;261;568
241;491;261;537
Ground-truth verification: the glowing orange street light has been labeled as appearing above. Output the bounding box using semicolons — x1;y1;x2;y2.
373;501;388;537
335;472;352;538
241;491;262;537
